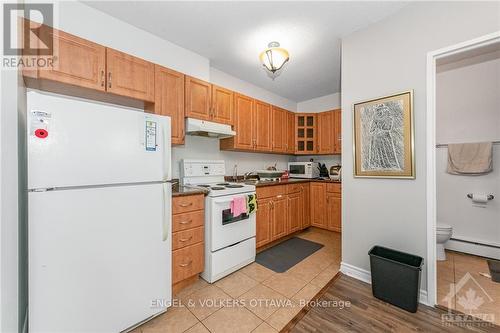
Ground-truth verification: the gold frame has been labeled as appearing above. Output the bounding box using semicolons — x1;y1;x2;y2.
353;90;415;179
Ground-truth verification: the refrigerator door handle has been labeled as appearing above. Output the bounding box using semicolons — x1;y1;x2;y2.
163;119;172;181
162;182;171;242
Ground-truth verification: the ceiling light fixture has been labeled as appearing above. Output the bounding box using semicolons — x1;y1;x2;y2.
259;41;289;79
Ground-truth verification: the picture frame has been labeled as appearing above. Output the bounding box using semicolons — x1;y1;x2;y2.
353;90;415;179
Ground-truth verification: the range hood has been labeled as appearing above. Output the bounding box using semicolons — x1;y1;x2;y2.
185;118;236;139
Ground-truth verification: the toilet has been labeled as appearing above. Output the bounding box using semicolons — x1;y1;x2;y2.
436;223;453;261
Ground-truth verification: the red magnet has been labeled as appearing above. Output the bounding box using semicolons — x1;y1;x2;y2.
35;129;48;138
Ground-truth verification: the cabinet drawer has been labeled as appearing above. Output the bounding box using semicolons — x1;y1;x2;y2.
287;183;306;194
172;194;204;214
172;210;204;232
257;185;286;198
326;183;341;194
173;242;204;284
172;226;204;250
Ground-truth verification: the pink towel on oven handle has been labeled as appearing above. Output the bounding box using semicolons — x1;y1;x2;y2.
230;196;247;217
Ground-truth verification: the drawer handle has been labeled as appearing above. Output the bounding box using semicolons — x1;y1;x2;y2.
276;195;283;198
179;260;192;267
179;219;192;225
179;236;193;242
179;202;193;207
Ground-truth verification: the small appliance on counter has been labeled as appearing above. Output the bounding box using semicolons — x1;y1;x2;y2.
318;163;329;178
330;165;342;181
288;162;320;179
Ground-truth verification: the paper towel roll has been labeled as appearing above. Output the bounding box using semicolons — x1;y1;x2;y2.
472;194;488;204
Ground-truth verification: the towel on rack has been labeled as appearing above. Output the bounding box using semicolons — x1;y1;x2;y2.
447;142;493;175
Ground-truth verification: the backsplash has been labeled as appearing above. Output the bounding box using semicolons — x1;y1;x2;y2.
171;135;291;178
292;155;342;170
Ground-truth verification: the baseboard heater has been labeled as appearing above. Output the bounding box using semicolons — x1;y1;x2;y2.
447;237;500;260
450;237;500;250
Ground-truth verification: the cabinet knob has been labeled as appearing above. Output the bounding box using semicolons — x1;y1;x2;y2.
108;72;112;88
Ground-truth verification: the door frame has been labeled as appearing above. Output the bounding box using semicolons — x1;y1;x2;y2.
425;31;500;306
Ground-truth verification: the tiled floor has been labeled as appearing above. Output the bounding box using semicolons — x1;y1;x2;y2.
133;228;341;333
437;250;500;326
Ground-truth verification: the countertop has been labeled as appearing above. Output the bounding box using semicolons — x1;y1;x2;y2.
172;178;341;196
172;183;208;197
251;178;342;187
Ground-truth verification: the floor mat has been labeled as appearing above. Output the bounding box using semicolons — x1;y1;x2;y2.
256;237;323;273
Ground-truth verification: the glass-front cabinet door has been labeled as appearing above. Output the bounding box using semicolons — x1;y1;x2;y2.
295;113;317;154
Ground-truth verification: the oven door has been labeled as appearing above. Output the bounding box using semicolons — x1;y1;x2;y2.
209;193;256;252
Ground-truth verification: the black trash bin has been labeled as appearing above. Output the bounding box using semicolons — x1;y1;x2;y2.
368;246;423;313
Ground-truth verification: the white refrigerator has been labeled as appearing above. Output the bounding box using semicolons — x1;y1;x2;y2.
27;91;172;332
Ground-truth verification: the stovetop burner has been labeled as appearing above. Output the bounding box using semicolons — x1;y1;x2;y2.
198;184;211;187
225;184;244;188
216;183;230;186
210;186;225;190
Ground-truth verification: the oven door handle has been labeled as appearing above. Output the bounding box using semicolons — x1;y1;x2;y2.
212;194;255;205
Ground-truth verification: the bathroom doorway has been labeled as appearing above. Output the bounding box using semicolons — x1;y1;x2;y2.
426;33;500;326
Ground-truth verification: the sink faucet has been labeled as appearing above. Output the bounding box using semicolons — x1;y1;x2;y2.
233;164;238;182
243;171;255;181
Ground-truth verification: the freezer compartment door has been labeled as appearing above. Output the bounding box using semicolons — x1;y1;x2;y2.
27;91;171;189
29;183;172;333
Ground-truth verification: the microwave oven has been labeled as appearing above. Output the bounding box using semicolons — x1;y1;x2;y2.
288;162;320;179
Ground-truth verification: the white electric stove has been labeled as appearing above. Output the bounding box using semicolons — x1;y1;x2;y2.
181;160;256;283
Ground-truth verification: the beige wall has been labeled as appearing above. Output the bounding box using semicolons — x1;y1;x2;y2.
341;1;500;293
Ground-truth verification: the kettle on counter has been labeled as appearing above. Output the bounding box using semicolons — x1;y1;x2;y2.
329;165;342;181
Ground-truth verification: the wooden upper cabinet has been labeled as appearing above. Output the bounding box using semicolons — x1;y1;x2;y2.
185;76;211;121
287;111;295;154
106;48;155;102
333;109;342;154
34;25;106;91
271;106;287;153
234;94;254;150
318;111;334;154
151;65;185;145
212;85;233;125
310;183;327;228
296;114;317;154
254;100;272;151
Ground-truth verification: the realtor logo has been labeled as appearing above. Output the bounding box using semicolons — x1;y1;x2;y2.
3;3;53;56
441;272;495;327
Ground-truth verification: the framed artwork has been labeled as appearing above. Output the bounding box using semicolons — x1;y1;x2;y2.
353;90;415;178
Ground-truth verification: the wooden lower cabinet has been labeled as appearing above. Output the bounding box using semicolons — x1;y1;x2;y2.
310;183;327;228
327;193;341;232
271;195;288;240
302;184;311;229
256;197;272;248
172;242;204;284
172;194;205;287
256;183;313;248
287;192;302;234
310;182;341;232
